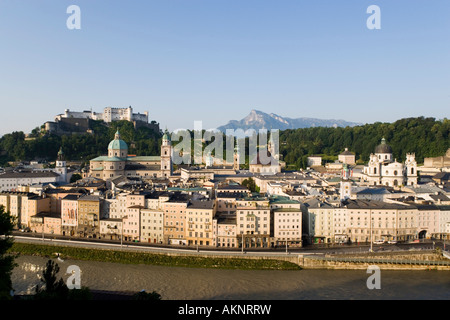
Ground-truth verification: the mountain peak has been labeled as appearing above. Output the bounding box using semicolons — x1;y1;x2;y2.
217;110;362;132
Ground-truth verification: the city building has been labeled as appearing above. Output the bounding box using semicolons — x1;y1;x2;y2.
362;138;418;187
0;171;61;192
186;199;216;247
77;194;101;238
141;208;164;244
249;148;281;175
88;130;168;180
214;215;238;248
423;148;450;169
61;194;80;236
342;199;417;243
304;198;335;244
162;193;190;245
236;196;271;248
338;148;356;165
307;155;322;167
45;106;160;135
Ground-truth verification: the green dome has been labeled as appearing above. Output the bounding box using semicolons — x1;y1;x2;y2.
108;130;128;150
162;130;171;142
108;139;128;150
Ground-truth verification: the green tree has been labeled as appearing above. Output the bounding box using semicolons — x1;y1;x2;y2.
34;260;69;300
241;178;260;193
34;259;92;300
70;173;83;183
0;205;16;300
132;290;161;301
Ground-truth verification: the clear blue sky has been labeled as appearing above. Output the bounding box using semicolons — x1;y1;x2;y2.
0;0;449;136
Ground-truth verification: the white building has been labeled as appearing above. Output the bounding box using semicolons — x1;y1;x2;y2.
236;196;271;248
273;208;302;246
307;156;322;167
304;198;335;244
56;106;148;124
214;215;238;248
362;138;417;187
0;171;61;192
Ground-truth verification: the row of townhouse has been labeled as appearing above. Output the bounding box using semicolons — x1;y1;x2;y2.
215;192;305;248
4;187;449;248
1;188;306;248
100;191;305;248
304;198;450;244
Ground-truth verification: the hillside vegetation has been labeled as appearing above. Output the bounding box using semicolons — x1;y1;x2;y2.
0;117;449;170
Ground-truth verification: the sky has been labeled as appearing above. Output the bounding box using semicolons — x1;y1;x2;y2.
0;0;449;136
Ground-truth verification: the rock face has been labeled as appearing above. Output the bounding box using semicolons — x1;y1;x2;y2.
217;109;362;132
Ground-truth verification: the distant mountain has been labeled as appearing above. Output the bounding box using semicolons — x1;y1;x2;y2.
217;109;363;132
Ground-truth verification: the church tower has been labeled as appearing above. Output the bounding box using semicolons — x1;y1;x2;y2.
161;130;173;178
340;164;352;201
268;130;280;161
404;153;418;186
55;147;68;182
233;145;240;171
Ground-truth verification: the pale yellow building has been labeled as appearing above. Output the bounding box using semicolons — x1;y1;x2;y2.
186;200;216;247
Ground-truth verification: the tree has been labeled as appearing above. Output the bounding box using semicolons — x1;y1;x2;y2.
34;260;69;300
34;259;92;300
0;205;16;300
242;178;260;193
132;289;161;301
70;173;83;183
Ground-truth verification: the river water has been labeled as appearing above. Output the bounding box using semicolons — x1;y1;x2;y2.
11;255;450;300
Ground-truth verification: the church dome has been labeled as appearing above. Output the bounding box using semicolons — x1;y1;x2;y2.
375;138;392;154
108;130;128;151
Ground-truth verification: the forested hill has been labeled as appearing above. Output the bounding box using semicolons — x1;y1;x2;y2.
0;117;449;169
0;120;162;166
280;117;450;169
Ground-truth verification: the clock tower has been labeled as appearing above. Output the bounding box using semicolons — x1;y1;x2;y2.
161;130;173;178
340;163;352;201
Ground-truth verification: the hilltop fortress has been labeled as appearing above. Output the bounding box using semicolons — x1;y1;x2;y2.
45;106;160;135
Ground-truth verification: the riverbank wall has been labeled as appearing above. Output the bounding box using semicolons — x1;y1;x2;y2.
155;249;450;271
12;238;450;271
298;250;450;270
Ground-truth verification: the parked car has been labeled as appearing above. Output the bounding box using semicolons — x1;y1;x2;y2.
373;239;385;244
387;240;397;244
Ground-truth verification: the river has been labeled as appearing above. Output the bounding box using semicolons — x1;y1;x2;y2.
11;255;450;300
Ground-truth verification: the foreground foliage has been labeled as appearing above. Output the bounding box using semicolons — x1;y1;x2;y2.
0;205;16;300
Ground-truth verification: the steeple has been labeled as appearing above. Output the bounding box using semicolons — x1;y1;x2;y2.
340;163;352;201
57;147;64;161
161;129;173;178
162;129;171;146
55;147;68;182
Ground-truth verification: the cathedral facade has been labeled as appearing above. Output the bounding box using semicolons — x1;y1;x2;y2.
88;130;172;180
362;138;417;187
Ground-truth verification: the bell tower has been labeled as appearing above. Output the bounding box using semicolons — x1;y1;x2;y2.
340;164;352;201
161;130;173;178
55;147;68;182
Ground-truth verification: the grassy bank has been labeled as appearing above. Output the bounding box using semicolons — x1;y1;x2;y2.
11;243;301;271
